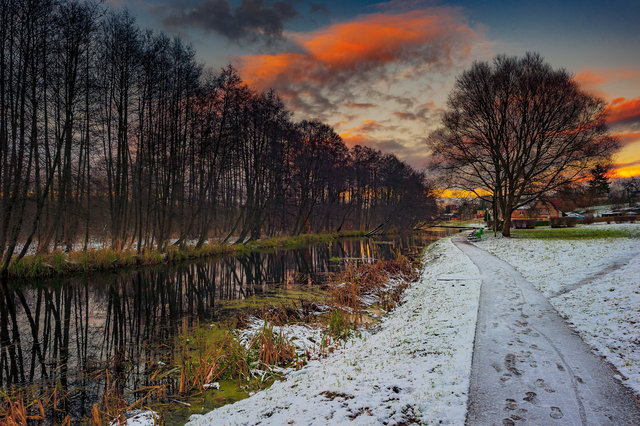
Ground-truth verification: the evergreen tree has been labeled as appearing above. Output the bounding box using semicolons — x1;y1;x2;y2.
589;164;611;197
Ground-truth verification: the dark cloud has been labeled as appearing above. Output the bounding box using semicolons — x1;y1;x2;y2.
393;112;418;121
310;2;328;14
614;159;640;168
344;102;377;109
392;102;443;125
163;0;297;44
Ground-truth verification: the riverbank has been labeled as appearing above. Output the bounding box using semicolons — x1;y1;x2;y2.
1;233;443;424
6;231;367;279
476;223;640;396
187;237;482;425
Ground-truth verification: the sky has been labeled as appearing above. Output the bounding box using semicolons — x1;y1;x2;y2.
117;0;640;178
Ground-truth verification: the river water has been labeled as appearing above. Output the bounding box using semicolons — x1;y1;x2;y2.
0;230;456;421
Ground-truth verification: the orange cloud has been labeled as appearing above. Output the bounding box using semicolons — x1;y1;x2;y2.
605;97;640;125
340;132;372;147
574;67;640;99
351;119;386;133
612;132;640;146
241;9;476;87
237;8;479;117
611;160;640;178
434;189;491;198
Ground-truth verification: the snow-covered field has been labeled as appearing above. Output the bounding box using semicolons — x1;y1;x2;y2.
476;223;640;395
476;224;640;297
187;238;481;425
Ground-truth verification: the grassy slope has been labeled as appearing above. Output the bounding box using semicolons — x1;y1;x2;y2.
511;225;640;240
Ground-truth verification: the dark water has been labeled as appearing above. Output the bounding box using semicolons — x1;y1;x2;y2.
0;231;454;421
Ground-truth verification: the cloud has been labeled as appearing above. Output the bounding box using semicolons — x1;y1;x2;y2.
393;112;419;121
310;3;328;15
340;131;430;168
341;132;404;152
574;67;640;99
344;102;377;109
352;119;386;133
606;97;640;126
574;68;639;87
611;159;640;178
163;0;297;44
237;7;480;116
612;132;640;146
392;102;442;122
613;159;640;168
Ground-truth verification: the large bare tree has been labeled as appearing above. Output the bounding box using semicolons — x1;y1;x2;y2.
428;53;619;236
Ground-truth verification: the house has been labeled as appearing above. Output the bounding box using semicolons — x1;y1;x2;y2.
511;199;561;221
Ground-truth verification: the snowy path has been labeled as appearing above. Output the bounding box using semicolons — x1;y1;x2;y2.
453;235;640;425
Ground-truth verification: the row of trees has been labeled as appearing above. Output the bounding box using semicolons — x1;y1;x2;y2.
429;53;618;236
0;0;436;276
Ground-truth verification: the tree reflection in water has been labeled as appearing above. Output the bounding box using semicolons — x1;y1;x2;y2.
0;234;439;418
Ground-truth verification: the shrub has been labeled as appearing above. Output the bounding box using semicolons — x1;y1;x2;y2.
565;217;578;227
580;217;594;225
535;220;550;227
550;217;578;228
614;215;636;223
513;219;536;229
550;217;563;228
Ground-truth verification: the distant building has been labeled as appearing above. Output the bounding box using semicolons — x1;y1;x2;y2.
511;199;561;221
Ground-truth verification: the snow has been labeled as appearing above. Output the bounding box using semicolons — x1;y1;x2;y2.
187;238;481;425
475;223;640;395
476;224;640;297
553;254;640;394
111;410;159;426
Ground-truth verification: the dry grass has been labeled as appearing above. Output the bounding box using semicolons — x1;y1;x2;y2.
328;256;417;327
8;231;366;279
248;321;297;367
242;300;326;327
0;384;73;425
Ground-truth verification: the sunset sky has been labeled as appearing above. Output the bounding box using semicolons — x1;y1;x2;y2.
120;0;640;178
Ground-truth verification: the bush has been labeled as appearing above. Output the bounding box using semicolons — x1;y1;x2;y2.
614;215;637;223
580;217;594;225
513;219;536;229
535;220;549;227
550;217;577;228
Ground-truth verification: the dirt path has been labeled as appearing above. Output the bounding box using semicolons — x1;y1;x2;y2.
453;235;640;425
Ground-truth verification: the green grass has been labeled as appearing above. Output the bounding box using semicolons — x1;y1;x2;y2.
512;226;640;239
7;230;367;279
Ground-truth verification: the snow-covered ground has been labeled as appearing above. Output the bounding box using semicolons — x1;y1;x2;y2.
187;238;481;425
476;223;640;395
476;224;640;297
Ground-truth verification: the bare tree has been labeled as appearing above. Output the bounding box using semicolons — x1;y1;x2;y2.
428;53;619;236
0;0;436;265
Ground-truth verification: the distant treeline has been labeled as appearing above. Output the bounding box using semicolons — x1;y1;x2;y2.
0;0;435;272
